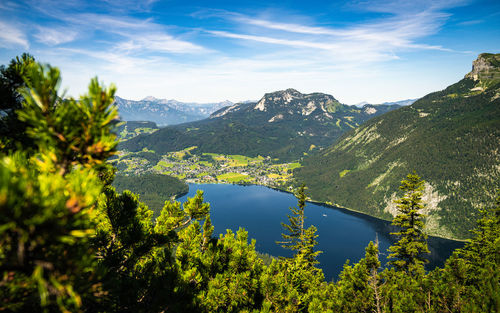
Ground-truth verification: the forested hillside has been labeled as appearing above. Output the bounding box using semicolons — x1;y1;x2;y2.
113;174;188;214
121;89;399;161
295;53;500;240
114;120;159;141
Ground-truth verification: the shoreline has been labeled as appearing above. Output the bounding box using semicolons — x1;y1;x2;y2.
179;181;466;243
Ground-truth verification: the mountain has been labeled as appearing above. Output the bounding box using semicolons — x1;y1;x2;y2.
379;99;418;106
114;96;232;126
354;99;417;107
295;53;500;240
120;89;400;161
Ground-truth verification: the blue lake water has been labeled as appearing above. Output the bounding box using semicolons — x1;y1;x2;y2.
176;183;464;281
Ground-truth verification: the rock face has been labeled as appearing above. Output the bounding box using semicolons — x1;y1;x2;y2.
295;53;500;240
465;53;500;83
121;89;400;161
216;88;341;116
251;88;338;114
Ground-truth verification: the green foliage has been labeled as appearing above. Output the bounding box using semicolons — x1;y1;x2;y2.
0;59;117;312
114;121;158;141
429;190;500;312
333;241;382;312
0;53;36;151
388;172;430;273
278;185;321;267
112;173;188;214
18;63;118;174
197;229;264;312
263;185;325;312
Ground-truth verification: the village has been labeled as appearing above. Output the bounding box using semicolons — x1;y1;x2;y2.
112;146;301;189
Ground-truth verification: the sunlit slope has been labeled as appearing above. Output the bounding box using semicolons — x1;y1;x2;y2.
121;89;399;161
295;53;500;239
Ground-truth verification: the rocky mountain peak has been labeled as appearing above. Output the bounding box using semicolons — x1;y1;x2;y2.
141;96;159;102
254;88;339;114
465;53;500;82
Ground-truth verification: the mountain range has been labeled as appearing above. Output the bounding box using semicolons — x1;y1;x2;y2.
114;96;232;126
120;89;400;161
354;99;417;107
295;53;500;239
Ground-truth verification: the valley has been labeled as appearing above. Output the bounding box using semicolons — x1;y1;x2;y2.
111;146;300;189
113;54;500;241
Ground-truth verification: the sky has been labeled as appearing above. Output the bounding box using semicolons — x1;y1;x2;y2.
1;0;499;104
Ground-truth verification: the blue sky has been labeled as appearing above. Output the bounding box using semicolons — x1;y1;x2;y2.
1;0;499;104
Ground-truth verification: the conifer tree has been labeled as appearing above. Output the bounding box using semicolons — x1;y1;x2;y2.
0;53;36;152
278;184;321;266
0;61;118;311
202;216;214;250
388;172;430;274
266;184;324;312
334;241;382;312
433;190;500;312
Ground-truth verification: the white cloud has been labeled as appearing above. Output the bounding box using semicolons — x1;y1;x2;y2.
16;0;473;106
41;13;208;54
207;30;340;50
115;34;207;54
347;0;470;14
34;26;78;45
209;6;455;64
0;21;28;49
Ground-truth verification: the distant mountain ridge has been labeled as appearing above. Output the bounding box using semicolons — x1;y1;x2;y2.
354;99;417;107
295;53;500;240
121;88;400;161
379;99;417;106
114;96;232;126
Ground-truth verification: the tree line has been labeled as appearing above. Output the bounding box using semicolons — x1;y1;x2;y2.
0;55;498;312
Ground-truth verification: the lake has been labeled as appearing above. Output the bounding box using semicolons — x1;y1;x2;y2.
177;183;464;281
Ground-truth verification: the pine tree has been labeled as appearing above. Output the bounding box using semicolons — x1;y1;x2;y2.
0;53;36;151
433;190;500;312
334;241;382;312
267;184;324;312
278;184;321;266
388;172;430;274
202;216;214;250
0;60;117;311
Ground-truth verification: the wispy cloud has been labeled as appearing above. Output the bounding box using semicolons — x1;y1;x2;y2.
207;30;340;50
98;0;159;13
115;34;207;54
458;20;483;26
347;0;470;14
1;0;485;105
0;1;22;11
43;12;208;54
0;20;28;49
34;26;78;45
207;6;455;63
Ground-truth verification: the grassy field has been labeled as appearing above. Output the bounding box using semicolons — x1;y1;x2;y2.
217;172;253;183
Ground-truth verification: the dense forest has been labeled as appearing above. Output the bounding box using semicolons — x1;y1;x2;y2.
113;174;188;215
1;56;499;312
295;54;500;240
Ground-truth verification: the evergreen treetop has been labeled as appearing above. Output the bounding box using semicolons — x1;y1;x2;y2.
388;172;430;274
